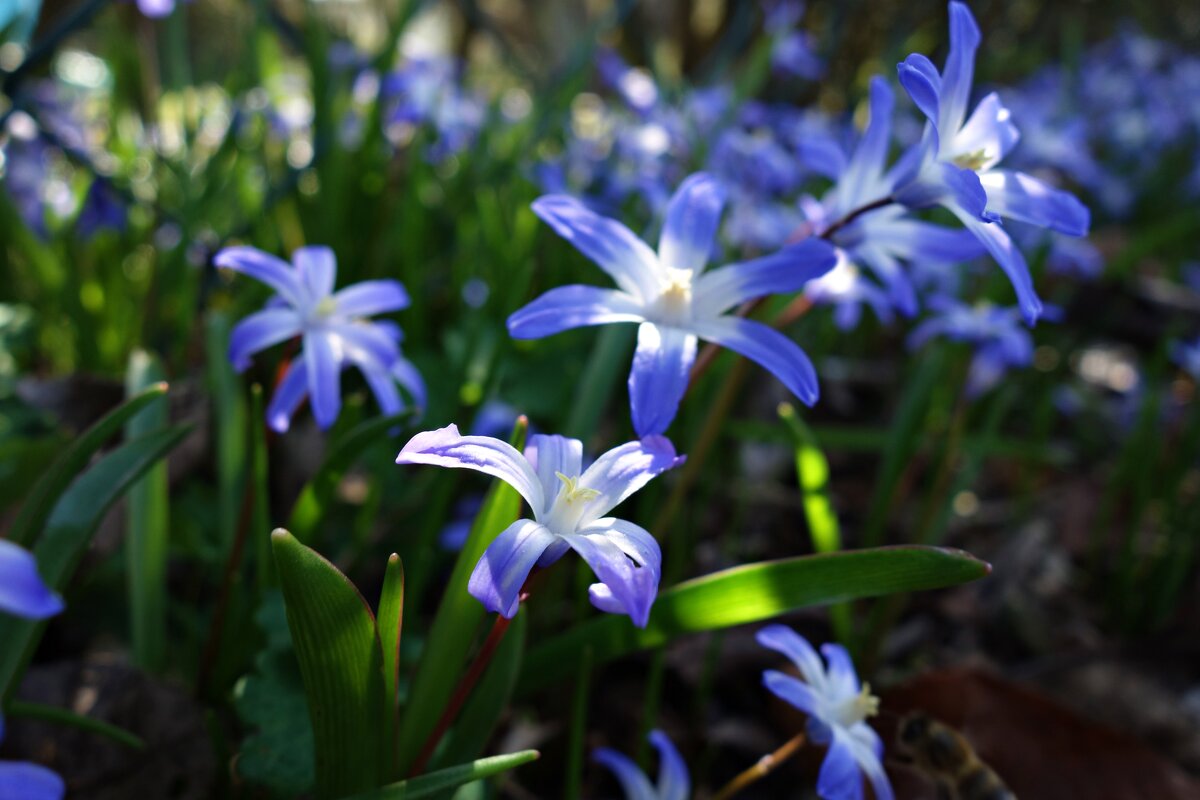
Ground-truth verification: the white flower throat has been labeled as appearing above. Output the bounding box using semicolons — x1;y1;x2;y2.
652;267;694;326
542;472;601;533
830;683;881;728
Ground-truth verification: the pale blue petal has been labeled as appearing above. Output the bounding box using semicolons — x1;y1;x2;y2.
693;238;837;317
756;625;827;687
362;360;403;418
525;434;584;513
839;77;895;209
137;0;175;17
896;54;941;126
979;170;1090;236
564;530;659;627
593;748;657;800
228;308;302;371
796;136;848;180
864;218;985;263
658;173;726;275
507;285;646;339
266;361;309;433
577;434;683;522
467;519;558;617
852;246;917;317
818;729;864;800
0;760;66;800
952;93;1019;170
628;323;698;438
532;195;661;300
579;517;662;574
293;245;337;302
649;730;690;800
820;643;861;697
939;1;982;136
895;161;988;218
689;317;820;406
215;246;306;308
329;322;400;366
332;280;410;317
762;670;819;716
396;424;545;514
391;356;426;412
848;725;894;800
0;541;63;620
303;332;342;429
950;208;1043;324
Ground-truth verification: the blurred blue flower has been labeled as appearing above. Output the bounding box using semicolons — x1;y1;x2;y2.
597;48;660;116
893;1;1090;324
512;173;837;437
1170;338;1200;382
757;625;893;800
216;245;424;432
397;426;683;626
76;178;127;239
0;716;65;800
136;0;178;18
908;297;1040;396
765;2;822;81
594;729;689;800
1;128;51;239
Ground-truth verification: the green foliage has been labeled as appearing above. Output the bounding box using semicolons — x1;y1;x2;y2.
343;751;540;800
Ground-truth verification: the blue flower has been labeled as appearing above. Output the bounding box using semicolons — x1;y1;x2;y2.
511;173;838;437
136;0;178;17
1170;337;1200;382
216;245;425;433
908;297;1037;396
594;729;689;800
893;1;1090;324
0;716;64;800
76;178;127;240
396;426;683;626
0;540;63;620
803;77;984;319
757;625;892;800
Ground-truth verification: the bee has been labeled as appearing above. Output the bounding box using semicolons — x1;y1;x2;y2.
895;712;1016;800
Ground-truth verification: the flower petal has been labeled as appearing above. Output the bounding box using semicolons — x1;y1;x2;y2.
852;245;917;317
228;308;302;372
820;643;861;697
215;246;306;308
979;169;1090;237
303;332;342;429
896;53;941;126
593;748;657;800
939;1;982;136
266;360;309;433
391;356;427;413
525;435;584;510
332;280;411;318
819;729;865;800
689;316;820;406
756;624;828;688
0;541;63;620
396;424;545;514
838;77;895;209
0;759;66;800
862;218;985;263
649;729;690;800
951;93;1019;170
950;208;1043;324
579;517;662;573
628;323;698;438
658;172;726;275
762;670;820;716
848;724;894;800
578;434;683;522
467;519;558;618
563;530;659;627
329;322;400;366
693;238;838;317
532;195;661;300
293;245;337;302
506;285;646;339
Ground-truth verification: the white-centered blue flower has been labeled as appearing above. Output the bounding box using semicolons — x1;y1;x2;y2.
594;729;689;800
216;245;425;433
396;426;683;626
758;625;893;800
893;1;1090;325
511;173;838;437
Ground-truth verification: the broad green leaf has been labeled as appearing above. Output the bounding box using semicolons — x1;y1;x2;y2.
343;751;540;800
125;350;170;672
397;419;528;774
7;383;168;548
288;412;412;543
272;529;389;799
0;424;190;699
518;546;990;692
434;611;526;769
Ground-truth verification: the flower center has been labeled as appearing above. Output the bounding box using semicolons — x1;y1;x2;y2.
313;296;338;319
832;683;880;728
653;267;694;325
542;472;600;533
951;148;989;171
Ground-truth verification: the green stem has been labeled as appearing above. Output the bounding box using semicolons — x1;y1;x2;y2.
6;700;145;750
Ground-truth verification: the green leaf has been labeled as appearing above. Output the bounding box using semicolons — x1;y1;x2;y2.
518;546;990;692
0;423;190;699
379;553;405;770
287;412;412;544
206;312;247;551
343;751;540;800
125;350;170;672
6;700;144;750
7;382;168;548
396;419;528;774
271;529;390;799
434;611;526;769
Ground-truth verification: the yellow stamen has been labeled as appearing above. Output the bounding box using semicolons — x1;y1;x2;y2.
555;472;601;503
952;148;989;171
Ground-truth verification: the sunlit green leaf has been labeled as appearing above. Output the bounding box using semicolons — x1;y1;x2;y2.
343;751;540;800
